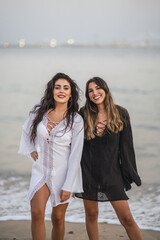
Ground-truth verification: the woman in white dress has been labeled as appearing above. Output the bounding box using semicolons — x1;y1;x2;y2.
18;73;84;240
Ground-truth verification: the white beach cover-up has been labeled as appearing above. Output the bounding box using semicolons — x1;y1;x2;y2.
18;111;84;207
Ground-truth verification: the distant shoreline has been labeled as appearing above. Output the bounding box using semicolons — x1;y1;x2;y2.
1;44;160;49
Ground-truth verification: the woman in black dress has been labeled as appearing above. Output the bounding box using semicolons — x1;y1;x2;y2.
76;77;143;240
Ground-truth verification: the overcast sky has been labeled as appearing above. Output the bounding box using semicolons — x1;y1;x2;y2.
1;0;160;44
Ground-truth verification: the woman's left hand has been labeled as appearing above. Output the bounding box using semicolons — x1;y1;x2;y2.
60;190;71;202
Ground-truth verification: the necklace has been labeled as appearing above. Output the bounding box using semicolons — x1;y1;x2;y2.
98;112;106;115
47;116;60;125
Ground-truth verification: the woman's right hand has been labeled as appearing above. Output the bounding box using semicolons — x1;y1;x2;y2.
31;151;38;161
60;190;71;202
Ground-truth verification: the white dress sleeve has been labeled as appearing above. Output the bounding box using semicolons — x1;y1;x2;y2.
18;112;37;160
61;114;84;192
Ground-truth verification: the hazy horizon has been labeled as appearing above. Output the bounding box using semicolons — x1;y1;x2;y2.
1;0;160;44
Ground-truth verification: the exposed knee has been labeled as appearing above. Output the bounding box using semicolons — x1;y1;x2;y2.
120;214;135;228
86;209;98;222
52;213;65;226
31;207;44;222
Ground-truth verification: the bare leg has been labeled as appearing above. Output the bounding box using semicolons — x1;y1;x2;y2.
30;184;50;240
83;199;99;240
51;203;69;240
111;200;143;240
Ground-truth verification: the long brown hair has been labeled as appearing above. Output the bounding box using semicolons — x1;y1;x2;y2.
30;73;79;142
83;77;123;140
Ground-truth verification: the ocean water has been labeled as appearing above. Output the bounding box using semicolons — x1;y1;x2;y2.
0;47;160;230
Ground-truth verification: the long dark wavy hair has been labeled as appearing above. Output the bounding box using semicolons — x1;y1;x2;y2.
83;77;124;140
30;73;79;142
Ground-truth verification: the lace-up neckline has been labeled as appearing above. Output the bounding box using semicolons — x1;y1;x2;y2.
46;116;60;135
94;120;107;137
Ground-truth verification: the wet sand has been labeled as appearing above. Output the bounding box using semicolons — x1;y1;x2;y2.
0;220;159;240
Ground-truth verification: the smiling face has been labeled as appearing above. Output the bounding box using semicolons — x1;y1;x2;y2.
53;78;71;104
88;81;106;105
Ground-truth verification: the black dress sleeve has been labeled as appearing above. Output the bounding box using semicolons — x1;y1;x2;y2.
119;108;142;191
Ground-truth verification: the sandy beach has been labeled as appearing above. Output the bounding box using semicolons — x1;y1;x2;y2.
0;221;159;240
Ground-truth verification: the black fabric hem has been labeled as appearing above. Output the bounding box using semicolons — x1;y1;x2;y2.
75;193;129;202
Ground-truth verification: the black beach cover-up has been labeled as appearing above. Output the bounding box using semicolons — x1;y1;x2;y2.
75;105;141;202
